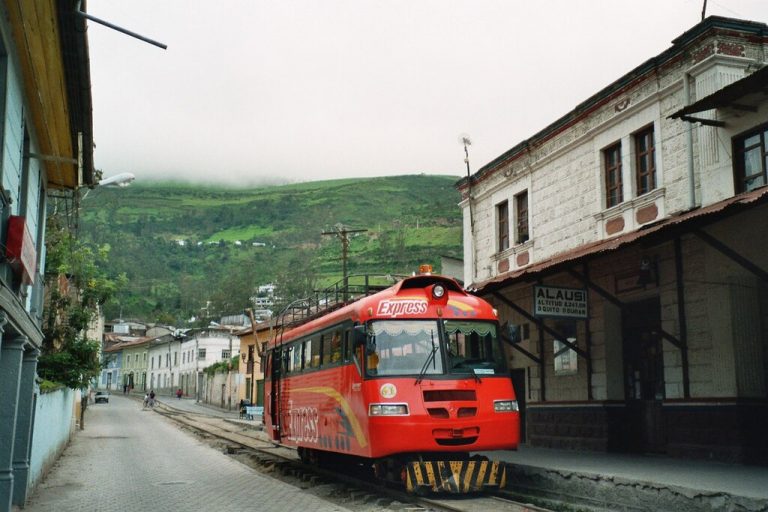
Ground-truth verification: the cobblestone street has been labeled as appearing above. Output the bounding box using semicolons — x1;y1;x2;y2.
23;395;351;512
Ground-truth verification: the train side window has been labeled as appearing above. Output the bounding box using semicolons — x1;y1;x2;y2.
308;336;321;369
293;343;303;372
329;329;343;364
304;339;312;369
321;334;331;366
286;346;294;374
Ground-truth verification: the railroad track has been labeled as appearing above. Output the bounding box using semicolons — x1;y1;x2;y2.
151;401;550;512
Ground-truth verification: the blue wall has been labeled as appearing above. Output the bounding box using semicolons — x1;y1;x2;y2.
27;389;77;493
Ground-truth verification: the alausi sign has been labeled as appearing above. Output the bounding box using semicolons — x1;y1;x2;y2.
533;286;588;319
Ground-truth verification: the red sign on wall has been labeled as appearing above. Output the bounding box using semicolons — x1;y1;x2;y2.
6;216;37;284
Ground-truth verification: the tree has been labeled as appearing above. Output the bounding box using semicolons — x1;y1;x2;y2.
38;215;127;389
272;250;319;313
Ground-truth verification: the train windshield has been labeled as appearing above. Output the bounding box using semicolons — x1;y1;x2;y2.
364;319;506;378
366;320;444;377
443;320;507;376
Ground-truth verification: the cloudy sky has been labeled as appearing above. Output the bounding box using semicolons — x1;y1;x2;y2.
87;1;768;186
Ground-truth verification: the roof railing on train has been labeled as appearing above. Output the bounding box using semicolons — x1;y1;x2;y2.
277;273;408;330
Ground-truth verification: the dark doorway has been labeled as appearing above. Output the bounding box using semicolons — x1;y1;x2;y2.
623;297;665;453
510;369;527;443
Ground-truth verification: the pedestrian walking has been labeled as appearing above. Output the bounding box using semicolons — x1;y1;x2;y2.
176;388;183;400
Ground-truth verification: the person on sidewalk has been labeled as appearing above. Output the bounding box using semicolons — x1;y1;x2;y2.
176;388;183;400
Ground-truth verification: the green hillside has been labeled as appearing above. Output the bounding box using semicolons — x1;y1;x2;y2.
79;174;463;325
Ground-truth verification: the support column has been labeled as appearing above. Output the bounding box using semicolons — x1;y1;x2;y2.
12;341;37;506
0;326;25;512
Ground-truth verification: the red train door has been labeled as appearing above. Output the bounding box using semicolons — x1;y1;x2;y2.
269;349;282;441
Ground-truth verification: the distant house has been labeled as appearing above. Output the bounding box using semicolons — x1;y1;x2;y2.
236;319;274;407
148;334;181;393
178;328;240;400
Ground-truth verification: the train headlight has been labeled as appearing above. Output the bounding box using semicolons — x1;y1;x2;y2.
432;284;446;299
494;400;519;413
369;403;409;416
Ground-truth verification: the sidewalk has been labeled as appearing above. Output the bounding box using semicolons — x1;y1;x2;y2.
153;397;768;511
490;446;768;511
23;395;351;512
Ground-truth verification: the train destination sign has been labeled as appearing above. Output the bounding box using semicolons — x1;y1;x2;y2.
533;286;588;319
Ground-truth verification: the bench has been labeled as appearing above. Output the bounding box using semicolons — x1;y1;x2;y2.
244;405;263;421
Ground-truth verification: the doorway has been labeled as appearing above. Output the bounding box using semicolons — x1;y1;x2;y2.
622;297;665;453
510;369;526;443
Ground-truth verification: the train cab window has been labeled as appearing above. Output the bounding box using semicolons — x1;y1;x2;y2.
444;320;506;376
366;320;444;377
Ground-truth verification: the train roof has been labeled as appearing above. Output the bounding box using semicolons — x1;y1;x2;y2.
266;274;493;348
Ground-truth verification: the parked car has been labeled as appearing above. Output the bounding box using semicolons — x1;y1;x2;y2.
94;391;109;404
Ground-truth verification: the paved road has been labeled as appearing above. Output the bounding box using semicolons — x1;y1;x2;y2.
24;394;351;512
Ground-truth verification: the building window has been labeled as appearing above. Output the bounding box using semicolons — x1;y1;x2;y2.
222;349;231;360
734;124;768;192
604;143;623;207
514;191;529;244
198;348;206;360
634;127;656;195
553;321;578;375
497;200;509;252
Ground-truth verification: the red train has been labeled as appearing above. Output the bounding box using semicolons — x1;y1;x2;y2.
263;270;520;493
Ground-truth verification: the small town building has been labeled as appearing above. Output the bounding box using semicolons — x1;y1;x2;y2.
458;16;768;463
237;320;274;407
0;3;96;507
178;327;240;402
148;334;182;394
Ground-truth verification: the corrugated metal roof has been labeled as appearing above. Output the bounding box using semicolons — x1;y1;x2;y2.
472;188;768;293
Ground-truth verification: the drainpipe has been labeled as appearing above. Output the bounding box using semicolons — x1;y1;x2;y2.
683;73;696;209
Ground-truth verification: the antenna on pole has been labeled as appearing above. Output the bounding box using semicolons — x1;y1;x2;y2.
701;0;707;20
460;134;472;179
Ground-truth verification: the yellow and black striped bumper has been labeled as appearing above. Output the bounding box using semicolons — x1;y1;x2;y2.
405;459;506;493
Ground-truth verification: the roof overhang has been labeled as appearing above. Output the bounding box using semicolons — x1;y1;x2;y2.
669;65;768;126
471;188;768;294
5;0;95;190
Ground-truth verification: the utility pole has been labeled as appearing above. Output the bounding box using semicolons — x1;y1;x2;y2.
321;224;367;301
460;134;477;283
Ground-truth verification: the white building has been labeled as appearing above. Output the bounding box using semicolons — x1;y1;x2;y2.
147;334;181;394
459;16;768;463
177;328;240;400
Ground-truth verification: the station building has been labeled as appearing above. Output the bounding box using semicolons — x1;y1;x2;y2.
458;16;768;463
